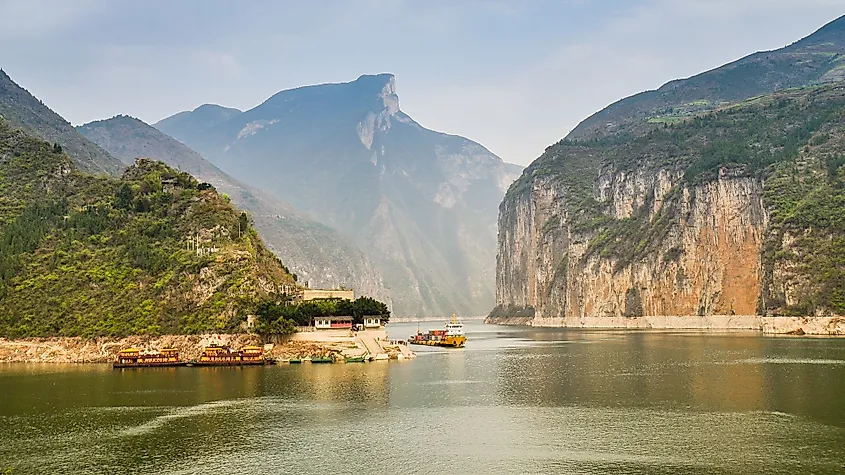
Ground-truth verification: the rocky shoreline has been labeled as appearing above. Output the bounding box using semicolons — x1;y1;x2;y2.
484;315;845;336
0;333;353;364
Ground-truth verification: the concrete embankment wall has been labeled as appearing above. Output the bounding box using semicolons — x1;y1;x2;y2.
486;315;845;336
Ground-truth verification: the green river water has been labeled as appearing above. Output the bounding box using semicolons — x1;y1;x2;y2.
2;321;845;474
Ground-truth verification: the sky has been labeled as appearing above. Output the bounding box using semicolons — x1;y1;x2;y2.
1;0;844;165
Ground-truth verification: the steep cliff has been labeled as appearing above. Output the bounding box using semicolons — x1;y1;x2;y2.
157;74;522;316
493;84;845;324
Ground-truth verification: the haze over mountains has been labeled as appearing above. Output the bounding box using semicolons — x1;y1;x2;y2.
77;115;390;304
0;70;123;176
157;74;522;316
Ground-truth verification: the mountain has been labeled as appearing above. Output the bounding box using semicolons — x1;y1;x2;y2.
570;15;845;140
0;119;296;337
156;74;522;316
493;17;845;326
0;69;124;176
77;115;390;303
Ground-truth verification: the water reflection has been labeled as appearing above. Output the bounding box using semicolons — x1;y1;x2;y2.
2;324;845;474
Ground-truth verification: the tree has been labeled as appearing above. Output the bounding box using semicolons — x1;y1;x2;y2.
115;184;133;210
238;212;249;237
352;296;390;324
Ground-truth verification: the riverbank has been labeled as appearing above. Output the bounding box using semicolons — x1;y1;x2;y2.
0;330;415;363
484;315;845;336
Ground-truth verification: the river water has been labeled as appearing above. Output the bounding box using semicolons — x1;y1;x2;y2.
2;321;845;474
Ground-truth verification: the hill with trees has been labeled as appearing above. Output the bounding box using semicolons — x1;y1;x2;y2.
0;118;298;337
77;115;391;305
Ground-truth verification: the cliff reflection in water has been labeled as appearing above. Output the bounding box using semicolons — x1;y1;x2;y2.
495;329;845;427
3;324;845;474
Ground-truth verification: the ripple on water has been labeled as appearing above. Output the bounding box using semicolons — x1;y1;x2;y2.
736;357;845;365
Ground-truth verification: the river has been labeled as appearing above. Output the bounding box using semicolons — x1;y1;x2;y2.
2;321;845;474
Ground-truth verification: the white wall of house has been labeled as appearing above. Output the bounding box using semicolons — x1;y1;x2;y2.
364;317;381;328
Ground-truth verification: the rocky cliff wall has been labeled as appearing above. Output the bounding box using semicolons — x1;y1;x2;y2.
495;85;845;328
496;166;768;324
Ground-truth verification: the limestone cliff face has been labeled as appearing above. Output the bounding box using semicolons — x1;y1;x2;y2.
496;167;768;323
495;84;845;325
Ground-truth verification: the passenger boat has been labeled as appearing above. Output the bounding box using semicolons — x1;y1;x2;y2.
408;314;466;348
194;344;272;366
113;348;185;368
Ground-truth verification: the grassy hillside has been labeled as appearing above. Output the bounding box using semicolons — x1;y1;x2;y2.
569;15;845;140
0;119;296;338
0;70;124;176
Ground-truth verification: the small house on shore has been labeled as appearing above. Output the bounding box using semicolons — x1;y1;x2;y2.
363;317;382;329
314;316;353;330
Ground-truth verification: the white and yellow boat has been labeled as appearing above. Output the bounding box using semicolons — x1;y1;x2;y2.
408;314;466;348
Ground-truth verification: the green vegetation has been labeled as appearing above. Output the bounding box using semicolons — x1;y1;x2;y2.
762;151;845;315
507;84;845;316
254;296;391;334
0;120;295;338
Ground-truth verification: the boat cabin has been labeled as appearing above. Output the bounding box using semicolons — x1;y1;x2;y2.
241;345;264;362
200;345;240;362
117;348;141;365
115;347;180;365
314;316;353;330
363;317;381;329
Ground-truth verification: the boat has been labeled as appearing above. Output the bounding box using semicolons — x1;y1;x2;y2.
194;344;273;366
345;355;367;363
408;314;466;348
311;356;334;363
289;358;302;364
113;348;185;368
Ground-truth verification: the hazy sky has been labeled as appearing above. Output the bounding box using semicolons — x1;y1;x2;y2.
1;1;843;165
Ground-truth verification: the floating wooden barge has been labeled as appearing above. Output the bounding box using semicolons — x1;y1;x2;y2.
194;344;273;366
113;348;185;368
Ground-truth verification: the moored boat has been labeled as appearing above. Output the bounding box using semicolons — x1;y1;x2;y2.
311;356;334;363
113;348;185;368
194;344;273;366
408;314;466;348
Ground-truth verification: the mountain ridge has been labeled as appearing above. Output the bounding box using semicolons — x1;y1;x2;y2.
157;73;522;316
77;115;392;304
568;15;845;140
0;69;125;176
